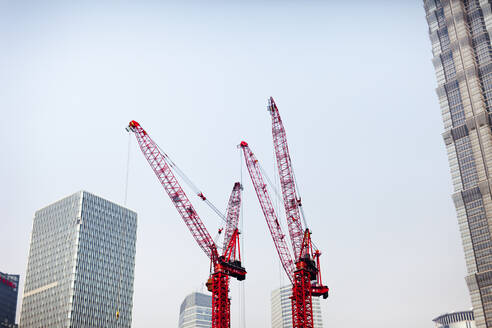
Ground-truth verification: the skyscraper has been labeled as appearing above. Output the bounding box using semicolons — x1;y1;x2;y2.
178;292;212;328
424;1;492;327
0;271;19;327
271;285;323;328
19;191;137;328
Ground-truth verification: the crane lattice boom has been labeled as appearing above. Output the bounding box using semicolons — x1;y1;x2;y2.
222;182;242;256
128;120;219;262
268;97;305;260
239;141;294;282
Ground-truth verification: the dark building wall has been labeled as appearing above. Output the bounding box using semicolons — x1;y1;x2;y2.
0;272;19;326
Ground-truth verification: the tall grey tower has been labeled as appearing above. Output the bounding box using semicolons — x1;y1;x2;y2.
271;285;323;328
424;1;492;327
19;191;137;328
178;292;212;328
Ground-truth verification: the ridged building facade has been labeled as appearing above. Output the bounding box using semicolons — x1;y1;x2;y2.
433;310;476;328
271;285;323;328
424;1;492;327
19;191;137;328
178;292;212;328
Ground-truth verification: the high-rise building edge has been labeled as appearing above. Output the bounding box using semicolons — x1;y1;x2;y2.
424;1;492;327
19;191;137;328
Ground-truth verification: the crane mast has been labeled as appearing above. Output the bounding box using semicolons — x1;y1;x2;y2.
128;120;245;328
208;182;243;328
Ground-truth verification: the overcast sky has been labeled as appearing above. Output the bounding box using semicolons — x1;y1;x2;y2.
0;1;471;327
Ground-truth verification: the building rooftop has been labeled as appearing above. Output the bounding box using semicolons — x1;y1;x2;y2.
433;310;474;325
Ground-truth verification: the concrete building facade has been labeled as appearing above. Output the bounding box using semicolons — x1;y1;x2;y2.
19;191;137;328
434;310;476;328
0;271;19;327
179;292;212;328
271;285;323;328
424;1;492;327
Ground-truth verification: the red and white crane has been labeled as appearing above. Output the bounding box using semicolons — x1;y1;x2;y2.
239;97;328;328
127;120;246;328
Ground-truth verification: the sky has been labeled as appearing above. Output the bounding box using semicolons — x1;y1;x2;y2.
0;1;472;327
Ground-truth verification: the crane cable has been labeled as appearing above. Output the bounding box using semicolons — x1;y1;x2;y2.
155;143;228;224
124;132;131;205
291;169;309;230
257;161;289;239
116;132;132;323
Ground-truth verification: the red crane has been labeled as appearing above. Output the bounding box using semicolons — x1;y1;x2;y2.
239;97;328;328
127;120;246;328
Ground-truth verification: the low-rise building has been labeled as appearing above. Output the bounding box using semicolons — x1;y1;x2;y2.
179;292;212;328
433;310;476;328
271;284;323;328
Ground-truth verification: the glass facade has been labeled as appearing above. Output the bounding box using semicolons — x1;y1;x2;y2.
424;1;492;327
19;191;137;328
271;285;323;328
178;292;212;328
0;272;19;327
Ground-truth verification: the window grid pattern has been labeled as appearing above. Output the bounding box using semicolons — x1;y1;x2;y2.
0;272;19;326
425;1;492;327
438;27;451;52
477;271;492;327
271;285;323;328
179;292;212;328
19;193;81;327
19;191;137;328
70;192;137;328
442;51;457;80
447;83;467;126
433;310;474;326
455;136;480;190
436;6;446;29
433;2;466;129
464;0;492;111
463;188;492;273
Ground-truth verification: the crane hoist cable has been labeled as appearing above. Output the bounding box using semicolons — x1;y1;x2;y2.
155;143;228;224
257;160;283;203
116;131;133;323
124;132;131;205
291;169;309;230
